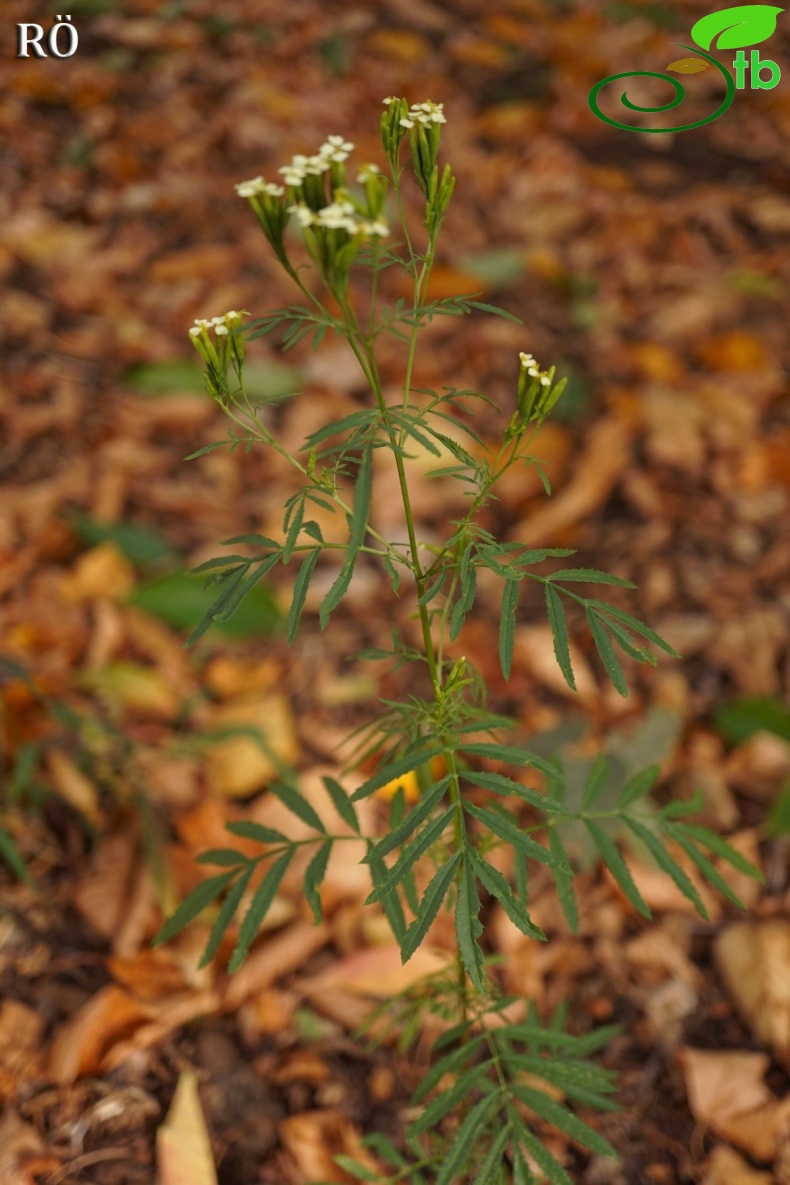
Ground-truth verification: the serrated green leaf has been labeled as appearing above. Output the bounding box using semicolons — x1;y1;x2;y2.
414;1032;487;1102
518;1129;575;1185
229;850;292;972
473;1125;511;1185
513;1085;616;1157
466;299;523;323
472;851;545;940
322;776;360;834
456;858;486;992
545;584;576;692
465;802;567;872
622;816;708;918
400;850;458;959
199;865;253;968
667;828;750;907
618;765;660;809
435;1093;499;1185
304;840;332;923
581;755;610;811
366;809;453;905
366;843;406;943
370;777;452;859
584;819;650;917
549;569;635;586
411;1063;492;1135
351;747;446;801
464;769;570;816
225;820;289;846
270;780;327;833
548;828;579;932
585;601;679;657
499;578;520;681
153;871;235;946
587;610;628;697
287;547;321;645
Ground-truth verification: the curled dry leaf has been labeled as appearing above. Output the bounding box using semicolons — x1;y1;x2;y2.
704;1145;774;1185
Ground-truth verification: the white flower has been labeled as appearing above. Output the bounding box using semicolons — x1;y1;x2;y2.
215;324;229;335
263;182;284;196
356;163;381;183
316;200;358;231
382;96;400;105
519;352;536;368
360;218;389;237
404;100;446;127
235;175;265;197
319;135;354;163
288;204;316;227
304;154;330;175
279;166;306;186
399;117;415;129
188;326;202;337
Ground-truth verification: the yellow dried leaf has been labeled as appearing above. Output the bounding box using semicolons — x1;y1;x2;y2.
204;692;298;798
157;1072;217;1185
667;57;710;73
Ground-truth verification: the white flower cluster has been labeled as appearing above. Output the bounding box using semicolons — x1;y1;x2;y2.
234;177;285;198
189;310;247;338
519;351;551;387
289;199;389;238
383;97;447;129
276;135;355;187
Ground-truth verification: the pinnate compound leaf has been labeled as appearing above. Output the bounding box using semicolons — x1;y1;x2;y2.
665;827;751;908
465;802;568;872
473;1125;510;1185
581;755;610;811
366;809;453;904
585;600;679;657
370;777;451;859
351;747;446;801
225;820;289;846
229;850;292;972
153;871;235;946
513;1085;616;1158
456;858;486;992
304;841;332;923
618;764;660;809
548;828;579;932
287;547;321;644
471;851;545;940
549;569;635;586
199;866;253;968
270;780;326;833
587;610;628;697
691;4;783;50
322;775;360;834
499;578;520;680
670;822;762;879
518;1129;575;1185
435;1093;499;1185
400;850;462;962
546;584;576;691
622;816;709;918
584;820;651;918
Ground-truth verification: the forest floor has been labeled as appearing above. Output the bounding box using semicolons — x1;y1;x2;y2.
1;0;789;1182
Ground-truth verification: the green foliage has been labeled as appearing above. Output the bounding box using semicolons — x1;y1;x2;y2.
155;97;764;1184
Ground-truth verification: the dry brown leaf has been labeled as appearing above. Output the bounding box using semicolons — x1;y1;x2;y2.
61;541;135;601
0;1112;55;1185
156;1071;217;1185
280;1110;380;1183
704;1145;774;1185
48;985;150;1084
679;1048;790;1163
73;830;138;939
46;750;102;826
222;921;330;1011
203;692;299;798
715;921;790;1060
306;943;450;998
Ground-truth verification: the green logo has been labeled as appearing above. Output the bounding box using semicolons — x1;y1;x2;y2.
589;4;783;133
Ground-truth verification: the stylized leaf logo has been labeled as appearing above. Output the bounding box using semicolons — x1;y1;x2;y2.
691;4;783;50
667;57;711;72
